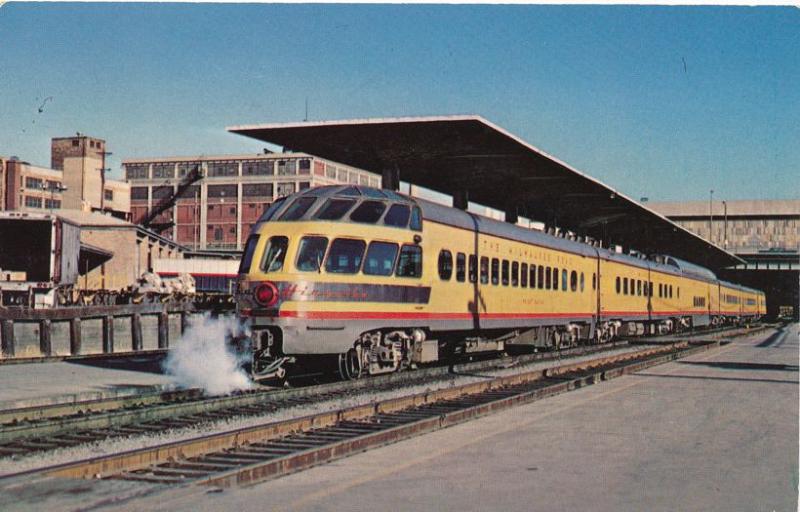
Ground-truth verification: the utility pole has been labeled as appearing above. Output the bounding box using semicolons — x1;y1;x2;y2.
709;189;714;244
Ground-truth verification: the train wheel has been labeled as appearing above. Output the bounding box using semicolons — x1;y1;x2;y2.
337;348;363;380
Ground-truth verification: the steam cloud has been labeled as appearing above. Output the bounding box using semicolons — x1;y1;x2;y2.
163;314;252;395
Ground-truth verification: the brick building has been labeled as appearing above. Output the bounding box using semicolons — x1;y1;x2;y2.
123;153;380;251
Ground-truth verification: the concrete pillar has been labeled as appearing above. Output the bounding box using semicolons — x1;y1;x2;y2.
1;320;14;357
381;167;400;191
131;313;143;351
39;319;52;356
505;204;518;225
453;190;469;211
158;312;169;349
69;318;82;355
102;315;114;353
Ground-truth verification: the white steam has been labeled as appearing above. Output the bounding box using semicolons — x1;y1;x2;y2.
163;313;253;395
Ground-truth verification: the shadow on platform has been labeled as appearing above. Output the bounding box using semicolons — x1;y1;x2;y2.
678;361;798;372
66;353;167;374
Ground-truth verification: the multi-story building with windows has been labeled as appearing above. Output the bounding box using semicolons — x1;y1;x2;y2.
1;135;130;217
122;153;381;251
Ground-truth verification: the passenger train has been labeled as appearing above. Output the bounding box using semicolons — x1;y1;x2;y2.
235;185;765;380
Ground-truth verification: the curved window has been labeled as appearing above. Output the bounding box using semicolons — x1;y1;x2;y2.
570;271;578;292
562;269;568;291
363;241;398;276
480;256;489;284
296;236;328;272
491;258;500;285
362;188;387;199
580;272;585;292
456;253;466;282
637;280;642;296
350;200;386;223
259;196;287;222
545;267;552;290
338;186;361;196
409;206;423;231
280;196;317;220
616;277;621;294
260;236;288;273
396;245;422;278
553;268;559;291
238;235;260;274
502;260;509;286
384;204;411;227
537;266;544;289
438;250;453;280
521;263;528;287
669;285;673;298
623;277;629;295
315;198;356;220
530;264;537;288
512;262;519;287
325;238;365;274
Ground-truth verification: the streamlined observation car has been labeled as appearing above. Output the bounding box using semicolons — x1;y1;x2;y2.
236;185;765;379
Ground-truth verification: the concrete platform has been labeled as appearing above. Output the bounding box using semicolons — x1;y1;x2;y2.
142;323;798;512
0;354;174;410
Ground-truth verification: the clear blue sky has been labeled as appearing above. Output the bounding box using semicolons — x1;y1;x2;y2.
1;4;797;201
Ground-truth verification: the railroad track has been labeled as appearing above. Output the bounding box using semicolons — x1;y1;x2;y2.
0;323;768;460
0;340;635;458
1;339;721;488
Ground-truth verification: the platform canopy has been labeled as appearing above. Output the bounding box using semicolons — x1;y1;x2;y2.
228;115;742;270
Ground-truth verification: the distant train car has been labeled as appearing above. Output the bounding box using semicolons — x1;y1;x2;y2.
235;185;765;380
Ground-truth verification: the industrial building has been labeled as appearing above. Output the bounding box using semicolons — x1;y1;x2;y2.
1;135;130;218
122;153;381;251
648;199;799;319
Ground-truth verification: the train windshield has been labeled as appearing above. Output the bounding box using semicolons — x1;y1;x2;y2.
238;235;260;274
260;236;288;273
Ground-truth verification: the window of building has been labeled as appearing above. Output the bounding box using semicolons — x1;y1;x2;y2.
152;163;174;179
570;270;578;292
325;238;365;274
502;260;510;286
277;160;296;176
25;177;43;190
207;161;238;177
491;258;500;285
131;187;148;200
206;184;236;199
125;164;149;180
384;204;410;227
456;253;466;282
521;263;528;287
350;200;386;224
177;162;201;178
364;241;398;276
438;250;453;280
296;236;328;272
480;256;489;284
243;183;273;198
24;196;42;208
104;189;114;201
326;164;337;179
298;159;311;175
280;196;317;221
396;245;422;278
299;182;310;191
45;199;61;209
277;182;295;197
152;186;174;200
72;139;79;147
243;160;273;176
213;227;223;241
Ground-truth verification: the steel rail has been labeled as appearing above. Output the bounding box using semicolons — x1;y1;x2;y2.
1;339;719;487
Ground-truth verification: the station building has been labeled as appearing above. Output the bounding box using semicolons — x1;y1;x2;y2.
122;153;381;252
648;199;799;319
1;135;130;218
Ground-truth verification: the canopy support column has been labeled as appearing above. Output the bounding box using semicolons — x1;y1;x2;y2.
453;190;469;211
381;167;400;191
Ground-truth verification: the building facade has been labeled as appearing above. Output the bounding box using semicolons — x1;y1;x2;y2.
122;153;381;251
1;135;130;217
648;199;799;319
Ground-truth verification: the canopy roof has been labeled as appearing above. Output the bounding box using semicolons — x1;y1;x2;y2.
228;115;742;269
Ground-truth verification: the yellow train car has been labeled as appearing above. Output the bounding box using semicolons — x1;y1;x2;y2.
236;185;765;379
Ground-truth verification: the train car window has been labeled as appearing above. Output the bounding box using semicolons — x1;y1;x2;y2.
238;235;260;274
623;277;628;295
553;268;560;291
363;242;399;276
521;263;528;287
530;265;537;288
658;283;663;298
279;196;317;221
480;256;489;284
669;285;673;298
637;280;642;296
339;186;361;196
615;276;620;294
537;265;544;289
456;253;466;282
260;236;289;273
438;250;453;280
350;200;387;224
362;188;387;199
502;260;510;286
315;198;356;220
562;269;568;291
409;207;423;231
511;262;519;287
491;258;500;285
592;273;596;291
580;272;585;292
677;287;680;298
296;236;329;272
545;267;552;290
396;245;422;278
259;197;288;222
469;255;478;283
325;238;366;274
570;271;578;292
384;204;411;227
